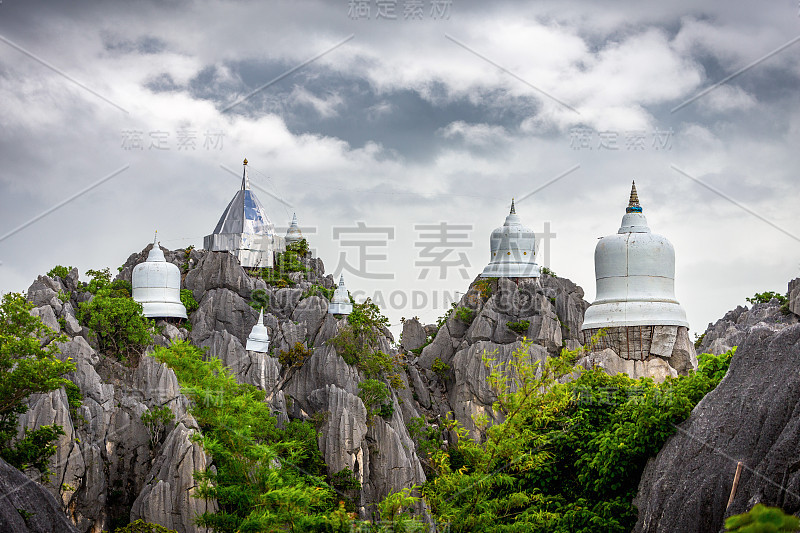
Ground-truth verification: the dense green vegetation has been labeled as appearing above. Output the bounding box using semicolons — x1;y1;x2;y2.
413;342;735;532
152;341;419;532
0;293;75;480
180;289;199;314
506;320;530;335
76;267;154;361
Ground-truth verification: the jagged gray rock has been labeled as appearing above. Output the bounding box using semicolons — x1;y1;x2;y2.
401;318;428;351
0;458;80;533
788;277;800;317
183;250;254;301
634;322;800;533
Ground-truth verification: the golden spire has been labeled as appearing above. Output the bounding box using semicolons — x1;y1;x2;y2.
243;158;248;165
510;198;516;214
627;181;642;213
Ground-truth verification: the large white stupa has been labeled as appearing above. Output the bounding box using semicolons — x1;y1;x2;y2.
480;199;540;278
580;182;694;371
328;275;353;315
204;159;284;268
582;182;688;330
132;234;188;319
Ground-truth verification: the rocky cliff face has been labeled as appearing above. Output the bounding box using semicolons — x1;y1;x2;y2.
633;280;800;533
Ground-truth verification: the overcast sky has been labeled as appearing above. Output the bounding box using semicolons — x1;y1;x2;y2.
1;0;799;338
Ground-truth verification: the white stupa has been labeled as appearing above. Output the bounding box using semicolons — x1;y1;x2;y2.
132;233;188;319
203;158;284;268
480;199;540;278
285;213;303;244
245;308;270;352
582;182;689;330
328;275;353;315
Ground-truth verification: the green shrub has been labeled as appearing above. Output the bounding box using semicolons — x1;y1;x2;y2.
180;289;199;314
278;342;311;368
432;357;450;380
358;379;393;421
140;405;174;448
506;320;530;335
77;294;154;360
301;284;334;301
746;291;787;305
113;519;178;533
84;268;111;294
436;303;457;330
47;265;73;279
454;306;475;325
330;468;361;492
725;503;800;532
541;266;558;277
473;278;496;299
694;332;706;349
285;239;309;256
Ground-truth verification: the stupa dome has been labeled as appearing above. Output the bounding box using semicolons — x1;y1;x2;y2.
285;213;303;244
581;182;689;330
328;275;353;315
245;308;270;352
480;199;540;278
132;234;187;319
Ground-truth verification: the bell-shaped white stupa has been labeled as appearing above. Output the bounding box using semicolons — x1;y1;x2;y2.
285;213;303;244
246;308;270;352
204;158;281;268
328;275;353;315
480;199;540;278
582;182;688;330
132;233;188;319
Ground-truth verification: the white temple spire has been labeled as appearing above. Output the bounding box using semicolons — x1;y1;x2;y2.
246;307;270;352
329;274;353;315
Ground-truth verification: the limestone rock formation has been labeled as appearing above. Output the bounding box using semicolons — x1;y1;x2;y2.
634;282;800;533
0;457;80;533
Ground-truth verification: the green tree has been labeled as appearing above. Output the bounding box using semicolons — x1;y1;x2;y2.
77;290;154;360
0;293;75;479
151;341;338;532
420;342;734;532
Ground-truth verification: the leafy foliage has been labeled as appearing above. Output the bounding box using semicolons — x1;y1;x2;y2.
541;266;558;277
78;292;154;360
113;519;178;533
47;265;73;279
180;289;199;314
454;306;475;325
140;405;174;449
746;291;787;305
506;320;530;335
431;358;450;380
419;342;735;532
302;284;335;301
248;288;270;311
472;278;496;299
358;379;393;421
725;503;800;532
0;293;75;480
152;341;338;532
436;303;457;330
278;342;311;368
286;239;310;256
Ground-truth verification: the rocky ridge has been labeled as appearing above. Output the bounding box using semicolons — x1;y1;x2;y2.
633;279;800;533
